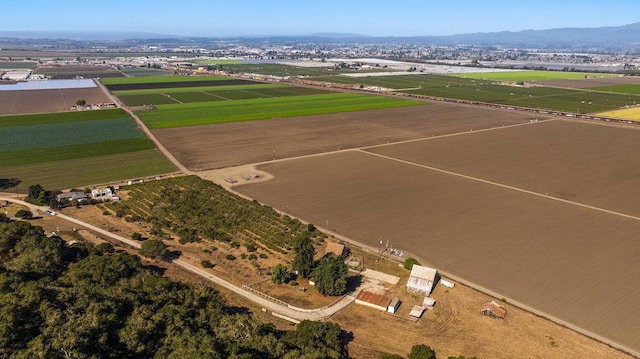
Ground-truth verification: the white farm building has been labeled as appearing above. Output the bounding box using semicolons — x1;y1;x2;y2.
406;265;438;295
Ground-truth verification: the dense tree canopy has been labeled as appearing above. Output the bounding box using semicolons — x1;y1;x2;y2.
0;220;349;358
292;231;315;278
312;255;348;296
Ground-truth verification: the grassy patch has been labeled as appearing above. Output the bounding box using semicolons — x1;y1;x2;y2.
3;149;176;192
136;93;425;129
118;93;179;106
454;70;616;82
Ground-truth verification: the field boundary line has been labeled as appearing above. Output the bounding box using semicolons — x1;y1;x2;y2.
360;118;554;151
360;149;640;224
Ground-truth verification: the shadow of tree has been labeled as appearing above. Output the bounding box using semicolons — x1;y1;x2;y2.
0;178;21;190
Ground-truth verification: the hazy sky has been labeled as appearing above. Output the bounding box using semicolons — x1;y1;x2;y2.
3;0;639;37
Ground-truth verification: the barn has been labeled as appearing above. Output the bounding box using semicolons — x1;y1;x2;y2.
406;265;438;295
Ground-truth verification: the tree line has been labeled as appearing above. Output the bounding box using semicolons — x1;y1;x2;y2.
0;220;349;358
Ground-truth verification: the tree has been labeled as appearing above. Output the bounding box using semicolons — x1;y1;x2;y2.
14;209;33;219
291;232;315;278
404;257;420;270
408;344;436;359
139;239;167;260
131;232;143;241
312;255;348;296
271;263;290;284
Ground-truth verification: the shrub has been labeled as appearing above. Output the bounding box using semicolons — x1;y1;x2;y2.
259;253;267;259
102;210;110;216
408;344;435;359
15;209;33;219
271;263;290;284
245;242;257;252
139;239;167;261
225;254;236;261
201;260;213;268
248;254;257;260
131;232;143;241
404;257;420;270
289;280;298;286
230;241;240;248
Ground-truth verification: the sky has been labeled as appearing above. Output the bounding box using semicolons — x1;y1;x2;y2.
3;0;640;38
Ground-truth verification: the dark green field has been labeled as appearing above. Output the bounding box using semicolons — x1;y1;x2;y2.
0;109;176;191
311;73;640;113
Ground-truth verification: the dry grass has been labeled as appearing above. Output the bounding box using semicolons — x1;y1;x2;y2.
598;107;640;120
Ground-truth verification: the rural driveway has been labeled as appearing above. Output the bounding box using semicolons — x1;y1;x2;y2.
0;195;355;323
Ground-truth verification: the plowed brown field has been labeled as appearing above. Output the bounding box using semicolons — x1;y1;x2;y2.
0;87;112;115
236;121;640;354
152;102;534;170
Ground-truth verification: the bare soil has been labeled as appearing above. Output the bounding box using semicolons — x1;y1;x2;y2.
0;87;112;115
534;76;640;89
236;145;640;354
152;102;535;170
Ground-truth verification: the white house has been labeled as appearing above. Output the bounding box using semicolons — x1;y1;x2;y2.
406;265;438;295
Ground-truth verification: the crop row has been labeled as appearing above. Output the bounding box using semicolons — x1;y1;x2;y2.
0;109;129;128
3;149;176;192
1;117;145;152
111;176;323;253
0;138;154;166
136;93;425;129
454;70;616;82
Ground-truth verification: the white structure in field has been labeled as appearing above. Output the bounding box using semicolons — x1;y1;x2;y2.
441;279;455;288
406;265;438;295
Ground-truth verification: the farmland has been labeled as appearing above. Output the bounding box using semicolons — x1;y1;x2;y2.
454;70;615;82
0;87;112;116
115;84;332;106
136;93;425;129
155;102;534;170
597;107;640;120
101;75;230;85
592;84;640;94
235;121;640;353
311;73;640;113
34;65;124;79
0;109;176;191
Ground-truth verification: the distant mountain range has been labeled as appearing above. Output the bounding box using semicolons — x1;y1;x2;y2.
2;22;640;49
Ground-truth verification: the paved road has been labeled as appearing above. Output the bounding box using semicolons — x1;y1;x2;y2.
0;195;355;323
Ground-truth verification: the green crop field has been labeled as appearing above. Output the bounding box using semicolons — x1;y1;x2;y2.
311;73;640;113
136;93;425;129
454;70;616;82
101;75;229;85
0;110;176;192
116;85;334;106
1;117;144;151
196;59;245;65
117;94;179;106
118;67;173;77
592;84;640;95
2;150;176;192
0;109;128;127
111;83;283;96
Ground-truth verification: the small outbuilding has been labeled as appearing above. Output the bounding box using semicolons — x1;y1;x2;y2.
409;305;425;318
355;290;390;311
56;191;89;203
387;297;400;313
480;300;507;319
422;297;436;310
406;265;439;295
